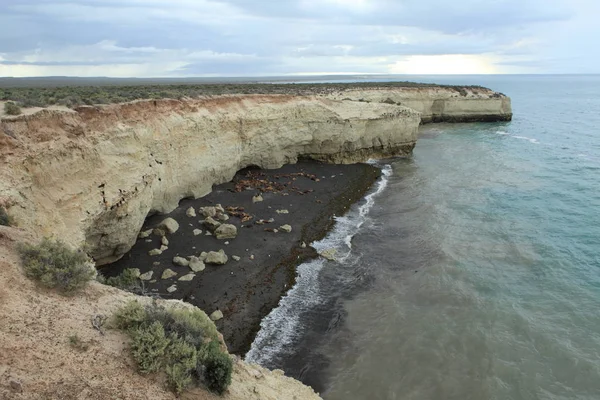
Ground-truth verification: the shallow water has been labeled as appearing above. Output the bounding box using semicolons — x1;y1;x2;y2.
247;75;600;399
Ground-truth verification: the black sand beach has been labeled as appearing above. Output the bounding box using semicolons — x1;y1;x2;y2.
105;160;380;354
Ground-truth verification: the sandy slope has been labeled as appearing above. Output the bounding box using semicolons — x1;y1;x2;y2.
0;226;320;400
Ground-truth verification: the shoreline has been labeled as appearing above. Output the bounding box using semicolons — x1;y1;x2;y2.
106;160;381;354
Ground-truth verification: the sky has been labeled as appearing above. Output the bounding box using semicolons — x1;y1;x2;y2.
0;0;598;77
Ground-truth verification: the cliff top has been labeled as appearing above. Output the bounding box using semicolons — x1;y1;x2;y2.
0;81;503;110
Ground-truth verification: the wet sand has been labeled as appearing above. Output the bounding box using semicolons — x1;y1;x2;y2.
105;160;380;354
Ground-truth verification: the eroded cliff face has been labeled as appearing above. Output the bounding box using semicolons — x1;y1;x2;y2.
0;94;420;265
325;86;512;123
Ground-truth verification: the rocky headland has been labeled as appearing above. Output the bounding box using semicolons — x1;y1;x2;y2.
0;83;511;399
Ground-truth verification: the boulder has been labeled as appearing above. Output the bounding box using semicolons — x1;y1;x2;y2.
159;218;179;234
205;250;228;265
252;194;264;203
161;236;169;246
199;206;217;218
210;310;224;321
139;271;153;281
186;207;197;217
159;245;168;252
193;229;202;236
215;224;238;240
189;256;206;272
199;251;208;260
138;229;152;239
203;216;221;231
216;213;230;222
279;224;292;233
161;269;178;280
319;248;337;261
215;204;225;214
173;256;189;267
178;273;195;282
167;285;177;293
148;248;162;256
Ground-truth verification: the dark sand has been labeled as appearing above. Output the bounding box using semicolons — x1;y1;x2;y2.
105;161;380;354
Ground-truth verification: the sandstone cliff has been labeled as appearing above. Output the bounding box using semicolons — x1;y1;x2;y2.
0;95;421;265
325;86;512;123
0;86;511;399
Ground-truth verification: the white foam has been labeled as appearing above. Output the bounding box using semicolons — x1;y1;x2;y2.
245;164;393;365
496;130;510;135
497;132;540;145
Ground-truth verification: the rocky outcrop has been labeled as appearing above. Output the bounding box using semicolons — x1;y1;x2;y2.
0;88;510;265
0;95;421;265
325;86;512;123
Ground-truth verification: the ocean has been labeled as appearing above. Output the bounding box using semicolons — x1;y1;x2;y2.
245;75;600;400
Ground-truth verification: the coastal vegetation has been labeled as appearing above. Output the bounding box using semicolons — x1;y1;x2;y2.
0;81;486;109
3;101;21;115
113;300;233;395
18;239;95;294
0;206;12;226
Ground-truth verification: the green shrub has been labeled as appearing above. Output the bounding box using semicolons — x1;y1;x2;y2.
4;101;21;115
0;206;11;226
113;300;147;330
105;268;142;292
113;300;231;395
18;239;95;294
130;321;170;374
199;341;233;395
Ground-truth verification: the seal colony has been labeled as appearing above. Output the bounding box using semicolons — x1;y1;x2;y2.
0;82;511;399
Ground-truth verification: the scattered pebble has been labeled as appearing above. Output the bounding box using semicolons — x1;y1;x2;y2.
166;285;177;293
189;257;206;272
159;218;179;234
153;261;160;266
224;241;229;245
148;248;162;256
210;310;223;321
140;271;153;281
173;256;189;267
161;269;178;280
301;242;307;248
276;209;289;214
279;224;292;233
178;273;195;282
193;229;202;236
186;207;197;217
252;194;264;203
250;255;255;260
138;229;152;239
145;239;152;243
159;245;168;252
161;236;169;246
205;231;212;236
153;228;166;237
232;255;241;261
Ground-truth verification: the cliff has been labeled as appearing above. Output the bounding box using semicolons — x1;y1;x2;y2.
0;95;421;265
0;86;511;399
325;86;512;123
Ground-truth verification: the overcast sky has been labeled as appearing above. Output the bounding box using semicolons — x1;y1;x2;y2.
0;0;597;77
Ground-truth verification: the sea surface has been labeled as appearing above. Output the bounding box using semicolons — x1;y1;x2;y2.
246;75;600;400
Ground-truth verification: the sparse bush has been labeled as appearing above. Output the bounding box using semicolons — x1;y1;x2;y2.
4;101;21;115
198;340;233;395
0;206;11;226
113;300;231;395
68;334;90;351
105;268;142;292
18;239;95;294
130;321;170;374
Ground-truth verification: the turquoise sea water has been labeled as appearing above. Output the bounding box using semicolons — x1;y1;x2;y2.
247;75;600;399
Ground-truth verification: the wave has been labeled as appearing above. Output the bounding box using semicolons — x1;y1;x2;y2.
496;131;540;144
245;164;392;365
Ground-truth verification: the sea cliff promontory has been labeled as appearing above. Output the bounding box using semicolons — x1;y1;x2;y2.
0;83;511;399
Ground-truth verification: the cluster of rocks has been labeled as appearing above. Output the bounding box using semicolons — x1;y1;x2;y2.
196;205;239;240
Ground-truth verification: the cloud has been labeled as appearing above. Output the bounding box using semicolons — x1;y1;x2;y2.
0;0;596;76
